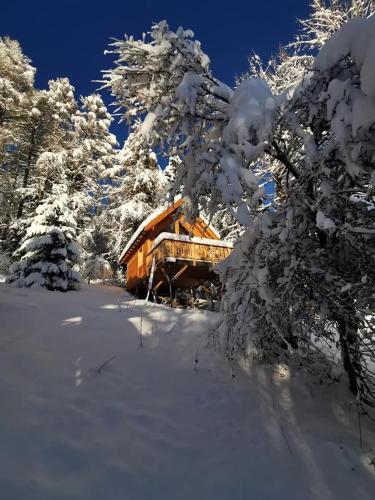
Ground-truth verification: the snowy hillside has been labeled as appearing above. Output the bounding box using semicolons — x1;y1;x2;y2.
0;284;374;499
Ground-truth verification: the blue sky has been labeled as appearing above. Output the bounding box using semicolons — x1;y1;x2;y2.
3;0;310;145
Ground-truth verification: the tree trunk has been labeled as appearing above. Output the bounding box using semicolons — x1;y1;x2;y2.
17;127;36;219
337;312;360;396
16;127;36;219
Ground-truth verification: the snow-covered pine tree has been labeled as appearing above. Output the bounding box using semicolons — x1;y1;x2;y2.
46;77;77;150
240;1;375;204
0;37;117;285
2;76;78;256
293;0;374;52
105;126;167;265
69;93;117;213
243;1;375;96
66;94;117;274
0;36;35;132
15;79;77;219
0;37;35;248
77;207;113;284
103;21;252;225
8;153;80;291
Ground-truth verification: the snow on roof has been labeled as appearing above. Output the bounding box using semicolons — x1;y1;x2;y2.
118;204;169;263
151;232;233;252
118;198;222;263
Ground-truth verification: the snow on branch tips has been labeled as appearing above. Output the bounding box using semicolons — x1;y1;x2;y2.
104;12;375;410
104;21;275;225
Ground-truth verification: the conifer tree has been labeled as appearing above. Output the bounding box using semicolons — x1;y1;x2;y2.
1;77;78;254
8;153;80;291
78;210;113;284
66;94;117;276
0;37;35;247
105;128;167;264
69;94;116;211
0;36;35;132
0;37;116;286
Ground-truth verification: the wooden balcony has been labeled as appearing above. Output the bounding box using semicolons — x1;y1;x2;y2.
146;233;232;273
126;232;233;293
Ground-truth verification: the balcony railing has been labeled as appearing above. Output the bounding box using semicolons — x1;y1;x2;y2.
146;232;232;272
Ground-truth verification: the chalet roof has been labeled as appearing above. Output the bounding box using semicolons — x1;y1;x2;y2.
118;198;221;264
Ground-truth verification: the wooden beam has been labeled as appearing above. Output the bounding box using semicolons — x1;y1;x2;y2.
179;215;218;240
161;267;173;299
171;264;189;283
152;280;164;291
161;267;169;281
196;219;218;239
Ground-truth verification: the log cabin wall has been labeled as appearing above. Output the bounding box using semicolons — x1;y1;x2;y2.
126;252;139;289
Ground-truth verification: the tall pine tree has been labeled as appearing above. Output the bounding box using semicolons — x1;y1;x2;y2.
105;128;167;265
8;153;80;291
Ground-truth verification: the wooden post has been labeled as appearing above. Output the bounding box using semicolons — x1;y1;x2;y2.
161;267;173;300
145;256;156;303
152;280;164;303
153;280;164;291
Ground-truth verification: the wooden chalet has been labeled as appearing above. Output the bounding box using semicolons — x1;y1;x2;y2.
118;199;233;297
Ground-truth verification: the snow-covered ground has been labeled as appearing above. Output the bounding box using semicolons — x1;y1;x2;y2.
0;284;374;500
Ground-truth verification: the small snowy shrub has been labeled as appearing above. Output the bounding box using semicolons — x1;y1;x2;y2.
80;255;113;284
